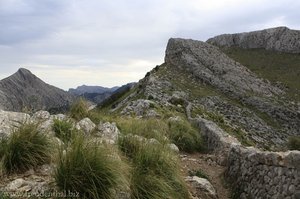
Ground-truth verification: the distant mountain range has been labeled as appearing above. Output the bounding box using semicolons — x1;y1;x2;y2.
0;68;75;113
68;85;119;95
69;84;136;104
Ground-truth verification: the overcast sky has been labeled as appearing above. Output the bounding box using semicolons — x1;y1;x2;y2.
0;0;299;90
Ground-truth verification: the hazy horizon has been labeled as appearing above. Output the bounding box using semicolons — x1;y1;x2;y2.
1;0;300;90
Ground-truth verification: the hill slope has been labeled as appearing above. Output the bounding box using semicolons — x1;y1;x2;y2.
99;38;300;150
0;68;75;112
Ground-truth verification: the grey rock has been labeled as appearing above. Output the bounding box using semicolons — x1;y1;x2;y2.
185;176;218;199
96;122;120;144
121;99;156;116
207;26;300;53
168;143;180;152
0;110;30;138
75;118;96;134
5;178;27;191
32;111;51;121
145;109;160;118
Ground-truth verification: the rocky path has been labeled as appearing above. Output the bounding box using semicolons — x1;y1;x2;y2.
180;153;230;199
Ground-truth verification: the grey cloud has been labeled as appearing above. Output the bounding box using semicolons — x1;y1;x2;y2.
0;0;67;45
0;0;299;89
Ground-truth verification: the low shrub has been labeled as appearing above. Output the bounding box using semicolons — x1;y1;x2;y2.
69;98;89;120
55;133;128;199
168;120;204;152
287;136;300;150
0;123;51;173
52;119;74;144
188;169;208;179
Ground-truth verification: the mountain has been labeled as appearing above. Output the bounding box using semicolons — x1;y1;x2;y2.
207;26;300;53
0;68;75;113
100;36;300;150
70;84;134;104
98;82;136;108
68;85;119;95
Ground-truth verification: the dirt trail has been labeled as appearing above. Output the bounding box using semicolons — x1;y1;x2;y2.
180;153;230;199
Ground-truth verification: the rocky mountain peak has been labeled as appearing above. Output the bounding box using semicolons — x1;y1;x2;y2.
0;68;75;112
207;26;300;53
17;67;32;74
165;38;283;97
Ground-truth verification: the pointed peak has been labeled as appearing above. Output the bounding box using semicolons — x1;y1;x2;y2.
17;68;32;75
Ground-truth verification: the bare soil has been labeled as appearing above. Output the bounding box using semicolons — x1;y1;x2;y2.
180;152;231;199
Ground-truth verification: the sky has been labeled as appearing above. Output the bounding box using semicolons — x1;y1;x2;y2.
0;0;300;90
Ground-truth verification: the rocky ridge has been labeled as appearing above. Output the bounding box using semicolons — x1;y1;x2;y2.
109;37;299;149
207;26;300;53
0;68;75;113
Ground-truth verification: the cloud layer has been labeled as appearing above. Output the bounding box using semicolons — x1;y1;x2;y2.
1;0;300;89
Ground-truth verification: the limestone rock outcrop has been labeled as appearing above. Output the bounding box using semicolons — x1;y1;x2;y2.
207;26;300;53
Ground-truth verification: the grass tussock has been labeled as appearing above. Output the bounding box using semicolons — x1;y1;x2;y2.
168;119;204;153
52;119;74;144
117;118;169;143
0;123;51;174
118;135;190;199
287;136;300;150
55;133;128;199
69;98;89;121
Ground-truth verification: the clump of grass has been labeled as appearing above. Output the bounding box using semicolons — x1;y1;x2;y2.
0;191;11;199
118;135;190;199
52;119;74;144
118;134;144;159
188;169;208;179
0;123;51;173
118;118;169;143
69;98;89;120
287;136;300;150
168;120;204;152
55;133;128;199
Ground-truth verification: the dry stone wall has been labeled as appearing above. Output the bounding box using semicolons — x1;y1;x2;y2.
194;117;300;199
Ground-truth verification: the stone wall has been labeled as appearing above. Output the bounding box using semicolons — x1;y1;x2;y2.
226;145;299;199
193;117;240;165
194;117;300;199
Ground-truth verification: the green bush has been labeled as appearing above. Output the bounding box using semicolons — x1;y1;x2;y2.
0;123;51;173
54;134;128;199
69;98;89;120
188;169;208;179
168;120;203;152
52;119;74;143
118;135;190;199
288;136;300;150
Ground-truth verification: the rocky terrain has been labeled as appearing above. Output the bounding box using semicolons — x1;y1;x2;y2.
0;27;299;199
0;68;75;113
207;26;300;53
106;36;300;150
